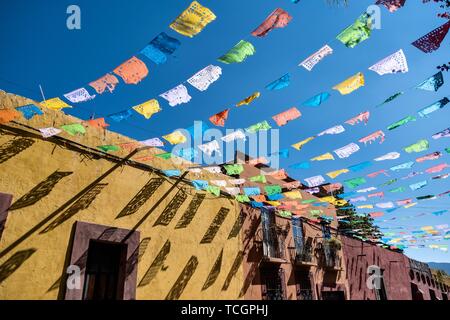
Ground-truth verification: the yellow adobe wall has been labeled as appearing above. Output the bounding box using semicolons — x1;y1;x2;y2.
0;91;245;300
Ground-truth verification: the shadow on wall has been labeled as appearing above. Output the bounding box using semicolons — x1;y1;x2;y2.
202;249;224;291
0;136;35;165
9;171;73;211
115;178;165;219
165;256;199;300
0;249;37;284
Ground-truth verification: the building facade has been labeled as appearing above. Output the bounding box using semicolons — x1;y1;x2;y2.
0;90;447;300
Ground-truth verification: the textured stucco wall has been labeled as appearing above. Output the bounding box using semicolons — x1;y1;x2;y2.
341;236;412;300
0;91;245;300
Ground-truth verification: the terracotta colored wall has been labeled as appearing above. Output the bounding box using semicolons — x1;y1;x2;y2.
408;259;446;300
241;205;347;300
0;91;245;300
341;236;412;300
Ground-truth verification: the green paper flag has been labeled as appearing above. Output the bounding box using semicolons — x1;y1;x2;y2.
246;120;272;133
344;177;366;189
380;179;397;187
378;92;403;106
336;13;372;48
265;185;282;195
446;147;450;154
218;40;256;64
278;210;292;218
387;116;416;131
61;123;86;136
206;185;221;197
224;164;244;175
390;187;406;193
302;199;316;204
97;145;120;153
155;152;173;160
250;175;267;183
235;194;251;203
404;139;429;153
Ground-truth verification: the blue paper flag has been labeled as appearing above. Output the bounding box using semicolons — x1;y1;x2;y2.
140;32;181;65
109;109;133;122
289;162;310;169
16;104;43;120
192;180;208;190
302;92;331;107
163;170;181;177
244;187;261;196
416;71;444;92
266;74;290;91
348;161;373;172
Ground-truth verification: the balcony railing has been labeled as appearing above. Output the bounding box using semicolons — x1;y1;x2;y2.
297;289;314;301
262;226;287;262
321;242;342;270
289;242;315;266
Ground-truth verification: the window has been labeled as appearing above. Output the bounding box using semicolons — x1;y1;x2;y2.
411;283;424;301
321;291;345;300
64;221;140;300
261;208;285;260
260;266;286;300
374;269;388;301
295;270;314;300
0;193;13;241
429;289;438;300
83;240;127;300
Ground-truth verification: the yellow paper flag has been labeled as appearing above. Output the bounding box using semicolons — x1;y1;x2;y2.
333;72;365;95
132;99;161;119
311;152;335;161
236;92;261;107
163;131;187;145
40;98;72;110
170;1;216;38
283;190;302;199
327;169;349;179
292;137;315;151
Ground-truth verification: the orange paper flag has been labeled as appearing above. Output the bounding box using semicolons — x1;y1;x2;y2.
209;109;230;127
272;107;301;127
113;56;149;85
0;109;19;124
86;118;110;128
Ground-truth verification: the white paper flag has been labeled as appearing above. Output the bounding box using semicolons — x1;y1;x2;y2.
140;137;164;147
198;140;221;156
369;49;409;76
357;187;377;193
204;166;222;174
211;180;227;187
305;175;326;187
221;130;247;143
187;65;222;91
63;88;96;103
229;179;246;185
39;127;62;138
159;84;192;107
334;143;360;159
318;125;345;136
225;187;241;196
299;45;333;71
374;152;401;161
376;202;395;209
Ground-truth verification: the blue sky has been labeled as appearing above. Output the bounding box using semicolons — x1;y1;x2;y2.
0;0;449;262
